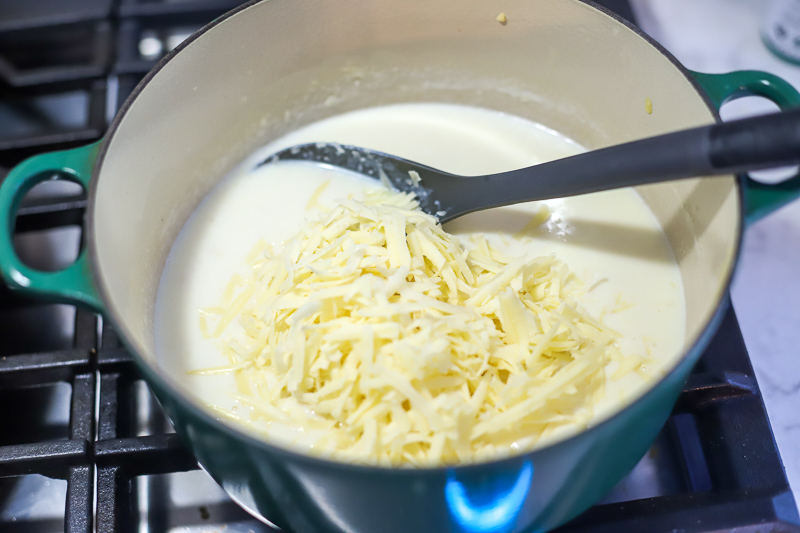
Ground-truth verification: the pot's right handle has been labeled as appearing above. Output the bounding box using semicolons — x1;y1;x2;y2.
691;70;800;224
0;142;104;311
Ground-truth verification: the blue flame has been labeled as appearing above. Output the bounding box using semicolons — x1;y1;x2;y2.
445;461;533;532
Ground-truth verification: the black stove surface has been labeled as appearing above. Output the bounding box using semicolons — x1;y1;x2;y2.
0;1;798;532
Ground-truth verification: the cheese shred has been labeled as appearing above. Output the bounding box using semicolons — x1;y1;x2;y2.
200;189;638;466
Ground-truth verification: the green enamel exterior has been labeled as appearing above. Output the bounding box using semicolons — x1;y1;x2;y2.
0;142;103;311
691;70;800;225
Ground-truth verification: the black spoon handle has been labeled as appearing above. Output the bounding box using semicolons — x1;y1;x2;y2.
452;108;800;217
708;108;800;172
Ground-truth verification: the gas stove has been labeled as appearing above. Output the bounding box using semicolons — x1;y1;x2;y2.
1;1;799;532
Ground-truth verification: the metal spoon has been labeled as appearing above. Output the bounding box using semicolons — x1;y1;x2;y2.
259;108;800;223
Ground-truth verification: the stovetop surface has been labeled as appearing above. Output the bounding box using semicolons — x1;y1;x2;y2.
0;1;799;532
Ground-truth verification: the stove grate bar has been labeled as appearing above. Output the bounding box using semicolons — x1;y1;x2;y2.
65;464;94;533
95;435;199;476
0;3;113;34
0;348;90;388
0;131;103;168
674;371;758;413
118;0;244;20
14;201;87;233
559;490;799;532
0;440;89;478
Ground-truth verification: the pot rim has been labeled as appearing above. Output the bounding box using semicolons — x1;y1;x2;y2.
85;0;744;474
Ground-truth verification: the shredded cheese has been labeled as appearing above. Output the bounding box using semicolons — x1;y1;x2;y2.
200;189;638;466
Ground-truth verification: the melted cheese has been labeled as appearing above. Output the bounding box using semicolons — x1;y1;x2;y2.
197;189;627;465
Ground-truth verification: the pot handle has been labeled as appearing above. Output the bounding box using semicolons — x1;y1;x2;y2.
0;142;104;312
691;70;800;224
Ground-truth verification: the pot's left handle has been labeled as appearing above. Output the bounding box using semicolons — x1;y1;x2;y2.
0;142;104;312
692;70;800;224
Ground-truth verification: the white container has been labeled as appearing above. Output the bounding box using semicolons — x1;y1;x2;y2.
763;0;800;64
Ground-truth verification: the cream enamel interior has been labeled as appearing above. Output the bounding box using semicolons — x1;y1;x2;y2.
91;0;739;396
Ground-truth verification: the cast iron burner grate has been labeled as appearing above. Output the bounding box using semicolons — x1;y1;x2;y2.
0;1;798;532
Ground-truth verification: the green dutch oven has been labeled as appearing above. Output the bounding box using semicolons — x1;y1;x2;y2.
2;0;800;531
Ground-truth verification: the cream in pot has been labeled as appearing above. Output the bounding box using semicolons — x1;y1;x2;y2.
155;103;686;462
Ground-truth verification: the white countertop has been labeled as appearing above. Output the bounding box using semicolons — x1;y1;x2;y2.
632;0;800;511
